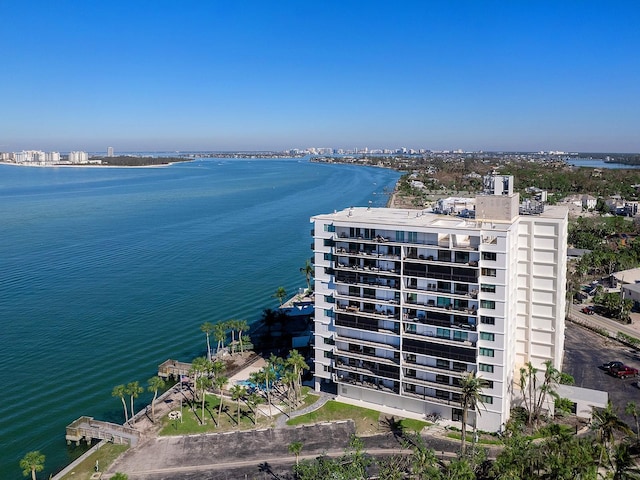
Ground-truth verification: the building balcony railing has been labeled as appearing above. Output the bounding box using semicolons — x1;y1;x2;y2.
335;307;400;322
403;358;473;376
404;285;478;299
335;334;400;352
334;233;479;251
403;374;462;393
403;255;479;267
335;362;401;380
403;269;478;283
334;347;400;366
334;263;401;275
334;374;400;394
403;331;476;348
401;388;461;407
404;316;477;332
404;299;477;317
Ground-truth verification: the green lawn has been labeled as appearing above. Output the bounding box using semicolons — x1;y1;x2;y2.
60;443;128;480
286;400;429;435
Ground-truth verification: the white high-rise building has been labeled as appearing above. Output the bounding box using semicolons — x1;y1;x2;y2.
310;175;568;432
68;151;88;163
107;147;114;157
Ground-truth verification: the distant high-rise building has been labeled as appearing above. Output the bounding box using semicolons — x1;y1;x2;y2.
68;151;88;163
107;147;114;157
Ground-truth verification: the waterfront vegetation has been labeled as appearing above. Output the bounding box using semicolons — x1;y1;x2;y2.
59;444;128;480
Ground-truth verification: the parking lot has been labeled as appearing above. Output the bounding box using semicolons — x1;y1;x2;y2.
563;321;640;426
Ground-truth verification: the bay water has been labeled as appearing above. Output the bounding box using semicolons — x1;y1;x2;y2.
0;158;400;478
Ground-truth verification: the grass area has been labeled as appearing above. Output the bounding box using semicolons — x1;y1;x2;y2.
60;443;128;480
445;431;503;445
159;393;275;435
286;400;429;435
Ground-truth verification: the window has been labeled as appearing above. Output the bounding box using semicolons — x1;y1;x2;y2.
323;365;330;372
324;239;335;247
481;267;497;277
482;252;496;261
406;354;417;363
453;330;468;341
395;230;405;242
324;253;334;261
323;351;333;359
324;309;335;317
481;300;496;309
436;328;450;338
479;363;494;373
480;348;495;357
324;224;335;232
436;359;449;369
323;337;335;345
484;380;494;389
481;284;496;293
324;295;335;303
480;394;493;404
480;332;495;341
408;231;418;243
480;316;495;325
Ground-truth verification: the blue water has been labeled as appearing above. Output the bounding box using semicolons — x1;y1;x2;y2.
0;158;400;478
567;158;640;169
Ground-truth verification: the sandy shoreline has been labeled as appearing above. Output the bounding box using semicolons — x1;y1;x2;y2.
0;160;185;169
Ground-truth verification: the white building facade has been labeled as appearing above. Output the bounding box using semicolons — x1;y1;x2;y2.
311;176;568;432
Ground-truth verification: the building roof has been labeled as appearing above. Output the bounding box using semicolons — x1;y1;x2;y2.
613;268;640;284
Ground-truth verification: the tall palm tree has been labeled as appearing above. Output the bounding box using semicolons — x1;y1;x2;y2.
189;356;212;402
19;451;45;480
112;384;129;424
274;286;287;306
213;322;227;353
215;375;229;426
592;401;634;470
288;441;303;466
200;321;215;361
300;259;314;293
625;401;640;441
237;320;249;353
126;381;144;425
196;375;213;424
147;376;166;423
230;384;247;426
286;349;309;405
282;369;298;412
459;371;487;455
246;392;264;424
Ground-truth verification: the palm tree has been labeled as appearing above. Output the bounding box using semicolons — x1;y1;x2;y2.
300;259;314;293
286;349;309;405
213;322;227;353
459;371;487;455
126;381;144;425
215;375;229;426
147;376;165;423
246;392;264;424
626;401;640;441
200;321;215;361
19;451;45;480
196;375;213;424
611;442;640;480
112;384;129;424
211;359;226;379
288;441;303;466
592;402;634;470
237;320;249;353
273;286;287;306
230;384;247;426
282;369;298;412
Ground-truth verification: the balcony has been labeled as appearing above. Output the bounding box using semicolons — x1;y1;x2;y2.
334;346;400;366
403;357;473;376
334;374;400;394
335;361;401;380
403;374;462;393
401;388;460;406
403;331;476;348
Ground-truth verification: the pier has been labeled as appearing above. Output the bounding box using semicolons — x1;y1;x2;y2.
65;416;140;446
157;359;192;379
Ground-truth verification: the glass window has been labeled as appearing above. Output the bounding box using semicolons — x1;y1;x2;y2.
480;394;493;404
482;252;496;261
453;330;468;341
324;224;335;232
324;253;334;261
480;348;495;357
324;309;335;317
481;268;497;277
408;231;418;243
481;300;496;309
480;332;495;341
481;316;495;325
436;359;449;369
481;284;496;293
395;231;405;242
479;363;494;373
436;328;450;338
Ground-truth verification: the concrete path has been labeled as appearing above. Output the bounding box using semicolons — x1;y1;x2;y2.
274;391;334;428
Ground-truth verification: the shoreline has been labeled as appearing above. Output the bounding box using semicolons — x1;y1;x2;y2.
0;160;185;169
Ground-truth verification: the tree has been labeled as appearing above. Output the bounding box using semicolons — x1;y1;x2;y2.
112;384;129;424
286;349;309;406
200;321;215;361
625;401;640;442
246;392;264;424
459;371;487;455
215;375;229;426
237;320;249;353
300;259;314;293
592;401;634;470
288;441;303;466
213;322;226;353
19;451;45;480
147;376;166;423
273;286;287;306
125;381;144;425
196;375;213;425
230;384;247;426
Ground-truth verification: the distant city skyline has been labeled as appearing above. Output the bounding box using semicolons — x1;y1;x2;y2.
1;1;639;153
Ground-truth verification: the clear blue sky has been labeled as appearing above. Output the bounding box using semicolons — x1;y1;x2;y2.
1;1;639;153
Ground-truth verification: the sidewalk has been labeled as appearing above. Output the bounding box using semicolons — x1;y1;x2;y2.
275;391;334;428
569;303;640;342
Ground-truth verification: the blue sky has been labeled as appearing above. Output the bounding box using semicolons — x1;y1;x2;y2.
1;1;639;153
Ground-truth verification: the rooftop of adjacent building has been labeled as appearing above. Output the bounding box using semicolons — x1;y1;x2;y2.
313;201;568;231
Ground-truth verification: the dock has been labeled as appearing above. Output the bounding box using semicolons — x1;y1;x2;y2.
65;416;140;446
157;359;192;380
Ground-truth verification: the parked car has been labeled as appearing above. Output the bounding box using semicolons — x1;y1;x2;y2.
581;306;595;315
611;366;639;379
602;361;624;371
